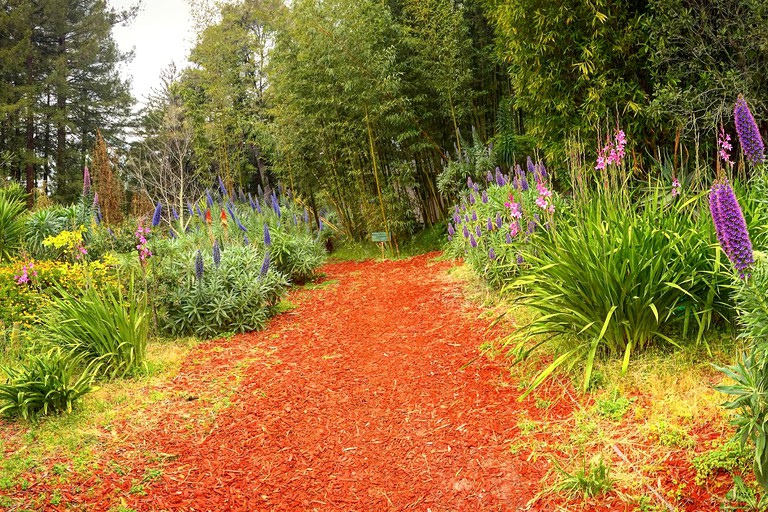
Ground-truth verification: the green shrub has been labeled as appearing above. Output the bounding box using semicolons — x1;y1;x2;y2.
0;349;96;419
510;186;729;394
269;228;325;283
24;207;69;259
39;279;149;379
0;195;26;262
153;245;289;338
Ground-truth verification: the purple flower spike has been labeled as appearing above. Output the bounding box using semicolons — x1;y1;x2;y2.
489;247;496;260
467;176;473;189
486;171;494;182
496;213;503;229
471;211;477;222
218;176;228;197
304;208;309;224
469;234;477;248
83;167;91;196
710;180;754;278
172;207;179;221
454;205;460;216
475;225;482;238
506;232;512;244
212;240;221;268
206;190;214;207
481;190;488;204
734;95;765;166
260;251;271;277
93;192;99;208
448;223;455;236
152;202;162;227
527;156;535;175
195;250;204;281
527;220;536;235
469;193;476;205
487;218;493;232
473;183;479;193
249;193;257;210
263;223;271;246
495;168;506;186
187;202;195;217
462;225;469;238
517;254;525;265
453;214;460;225
244;234;250;246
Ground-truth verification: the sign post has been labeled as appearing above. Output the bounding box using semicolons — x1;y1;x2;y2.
371;231;389;258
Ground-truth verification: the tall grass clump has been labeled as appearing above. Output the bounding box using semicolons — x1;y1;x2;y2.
0;194;26;262
0;349;96;419
38;278;149;379
509;183;729;394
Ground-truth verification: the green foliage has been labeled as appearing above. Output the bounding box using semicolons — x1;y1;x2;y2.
510;185;729;394
0;195;26;262
437;133;493;199
153;245;289;338
552;454;614;499
38;280;149;380
595;391;631;421
269;228;325;283
723;476;768;511
0;349;96;420
24;207;69;259
691;439;751;486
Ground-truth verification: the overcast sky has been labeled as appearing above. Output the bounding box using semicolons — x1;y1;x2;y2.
108;0;196;105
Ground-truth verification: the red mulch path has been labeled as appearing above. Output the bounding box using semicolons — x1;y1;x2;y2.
1;254;733;511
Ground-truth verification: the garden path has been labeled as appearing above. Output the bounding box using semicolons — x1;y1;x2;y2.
6;253;705;511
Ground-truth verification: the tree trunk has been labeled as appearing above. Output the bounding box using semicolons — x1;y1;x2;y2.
25;53;35;208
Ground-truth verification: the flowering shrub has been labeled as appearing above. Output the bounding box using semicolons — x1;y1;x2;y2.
0;257;120;329
153;245;289;338
445;158;560;288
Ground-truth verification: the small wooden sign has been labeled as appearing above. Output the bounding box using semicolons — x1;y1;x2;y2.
371;231;389;243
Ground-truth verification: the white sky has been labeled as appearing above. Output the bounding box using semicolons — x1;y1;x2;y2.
108;0;196;105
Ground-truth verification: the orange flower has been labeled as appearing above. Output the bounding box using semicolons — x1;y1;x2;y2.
220;208;228;228
205;209;212;224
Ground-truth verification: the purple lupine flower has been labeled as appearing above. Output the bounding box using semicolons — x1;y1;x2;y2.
255;198;262;214
195;251;204;280
318;218;324;231
506;232;512;244
226;203;247;232
527;220;536;235
263;223;271;246
206;190;214;207
260;251;271;277
196;204;203;219
487;217;493;232
272;195;281;217
152;202;162;227
515;164;529;191
238;188;246;202
489;247;496;260
448;235;453;242
169;228;176;239
454;205;460;216
496;212;503;229
527;156;535;175
293;214;298;226
218;176;228;197
473;183;479;193
481;190;488;204
467;176;473;189
462;225;469;238
486;171;494;182
187;202;195;217
93;192;99;208
83;167;91;196
475;225;482;238
469;234;477;248
212;240;221;268
304;208;309;224
453;213;460;225
517;254;525;265
495;168;505;186
536;162;548;181
244;234;250;246
249;193;257;210
471;211;477;222
734;95;765;165
469;192;476;205
710;180;754;278
172;207;179;221
448;223;455;236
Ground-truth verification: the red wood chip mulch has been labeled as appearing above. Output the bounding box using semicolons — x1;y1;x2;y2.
1;253;730;511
